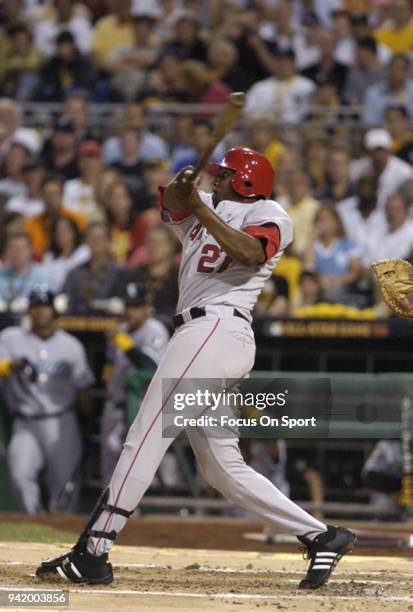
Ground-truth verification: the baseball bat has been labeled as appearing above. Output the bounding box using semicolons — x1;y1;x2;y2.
182;91;246;183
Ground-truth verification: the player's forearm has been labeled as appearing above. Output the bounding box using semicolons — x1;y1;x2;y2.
113;332;157;369
191;202;264;266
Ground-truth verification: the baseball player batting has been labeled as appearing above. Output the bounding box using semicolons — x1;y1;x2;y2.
36;148;355;589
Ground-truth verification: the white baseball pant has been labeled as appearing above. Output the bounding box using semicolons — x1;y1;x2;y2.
88;307;326;555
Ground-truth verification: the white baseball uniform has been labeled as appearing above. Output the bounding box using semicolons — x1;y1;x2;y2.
88;189;327;555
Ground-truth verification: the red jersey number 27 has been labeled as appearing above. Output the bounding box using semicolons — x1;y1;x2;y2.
197;244;232;274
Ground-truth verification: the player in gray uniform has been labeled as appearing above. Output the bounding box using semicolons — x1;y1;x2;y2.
101;282;169;485
0;288;94;513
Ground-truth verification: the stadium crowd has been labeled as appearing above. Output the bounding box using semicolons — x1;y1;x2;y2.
1;0;413;318
0;0;412;514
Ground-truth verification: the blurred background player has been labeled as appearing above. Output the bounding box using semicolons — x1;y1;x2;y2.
101;282;169;485
0;287;94;513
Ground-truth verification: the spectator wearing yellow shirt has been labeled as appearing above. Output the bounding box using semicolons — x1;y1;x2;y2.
91;0;135;72
282;169;320;258
244;115;285;169
374;0;413;54
273;247;303;303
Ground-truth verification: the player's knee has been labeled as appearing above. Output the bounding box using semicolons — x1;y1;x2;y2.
200;459;236;493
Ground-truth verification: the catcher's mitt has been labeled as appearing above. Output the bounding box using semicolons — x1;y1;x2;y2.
371;259;413;318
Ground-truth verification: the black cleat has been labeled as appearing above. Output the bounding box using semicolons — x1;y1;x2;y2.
297;525;356;589
36;543;113;585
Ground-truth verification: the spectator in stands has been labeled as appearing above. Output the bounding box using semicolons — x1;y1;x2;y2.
362;54;413;125
217;7;279;89
171;120;223;174
0;233;51;307
349;12;391;65
0;211;25;257
34;0;93;58
321;146;354;204
6;158;45;218
351;128;413;208
207;38;250;93
91;0;134;76
103;103;168;164
292;270;324;312
343;37;384;106
41;117;79;181
0;140;29;201
106;9;160;102
244;115;285;169
369;193;413;262
337;174;386;267
63;140;103;221
62;93;95;143
176;60;231;110
138;52;182;104
245;49;315;123
0;98;41;162
104;181;137;264
374;0;413;55
62;221;126;315
305;203;362;305
386;105;413;166
128;224;179;320
161;11;208;63
0;23;42;101
39;31;96;102
110;127;145;201
330;9;353;67
303;132;329;195
282;169;320;258
95;167;121;208
43;216;90;291
128;161;173;263
254;275;289;317
301;30;348;100
26;175;86;258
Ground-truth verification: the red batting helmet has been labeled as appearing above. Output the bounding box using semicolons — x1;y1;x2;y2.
207;148;275;199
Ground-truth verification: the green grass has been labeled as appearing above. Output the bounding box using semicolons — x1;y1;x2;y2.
0;523;73;544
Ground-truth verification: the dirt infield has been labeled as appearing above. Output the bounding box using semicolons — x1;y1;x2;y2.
1;542;413;611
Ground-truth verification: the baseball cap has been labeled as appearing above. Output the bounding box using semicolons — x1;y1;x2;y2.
124;283;150;306
364;128;392;150
29;286;55;309
78;140;101;158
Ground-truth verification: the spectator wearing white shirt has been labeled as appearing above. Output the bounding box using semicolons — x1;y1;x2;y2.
63;140;103;221
245;49;316;123
34;0;92;59
370;193;413;263
43;216;90;292
337;174;386;266
6;158;45;218
350;129;413;209
0;98;41;163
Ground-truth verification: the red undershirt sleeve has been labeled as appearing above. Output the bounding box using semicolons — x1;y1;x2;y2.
243;223;281;261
